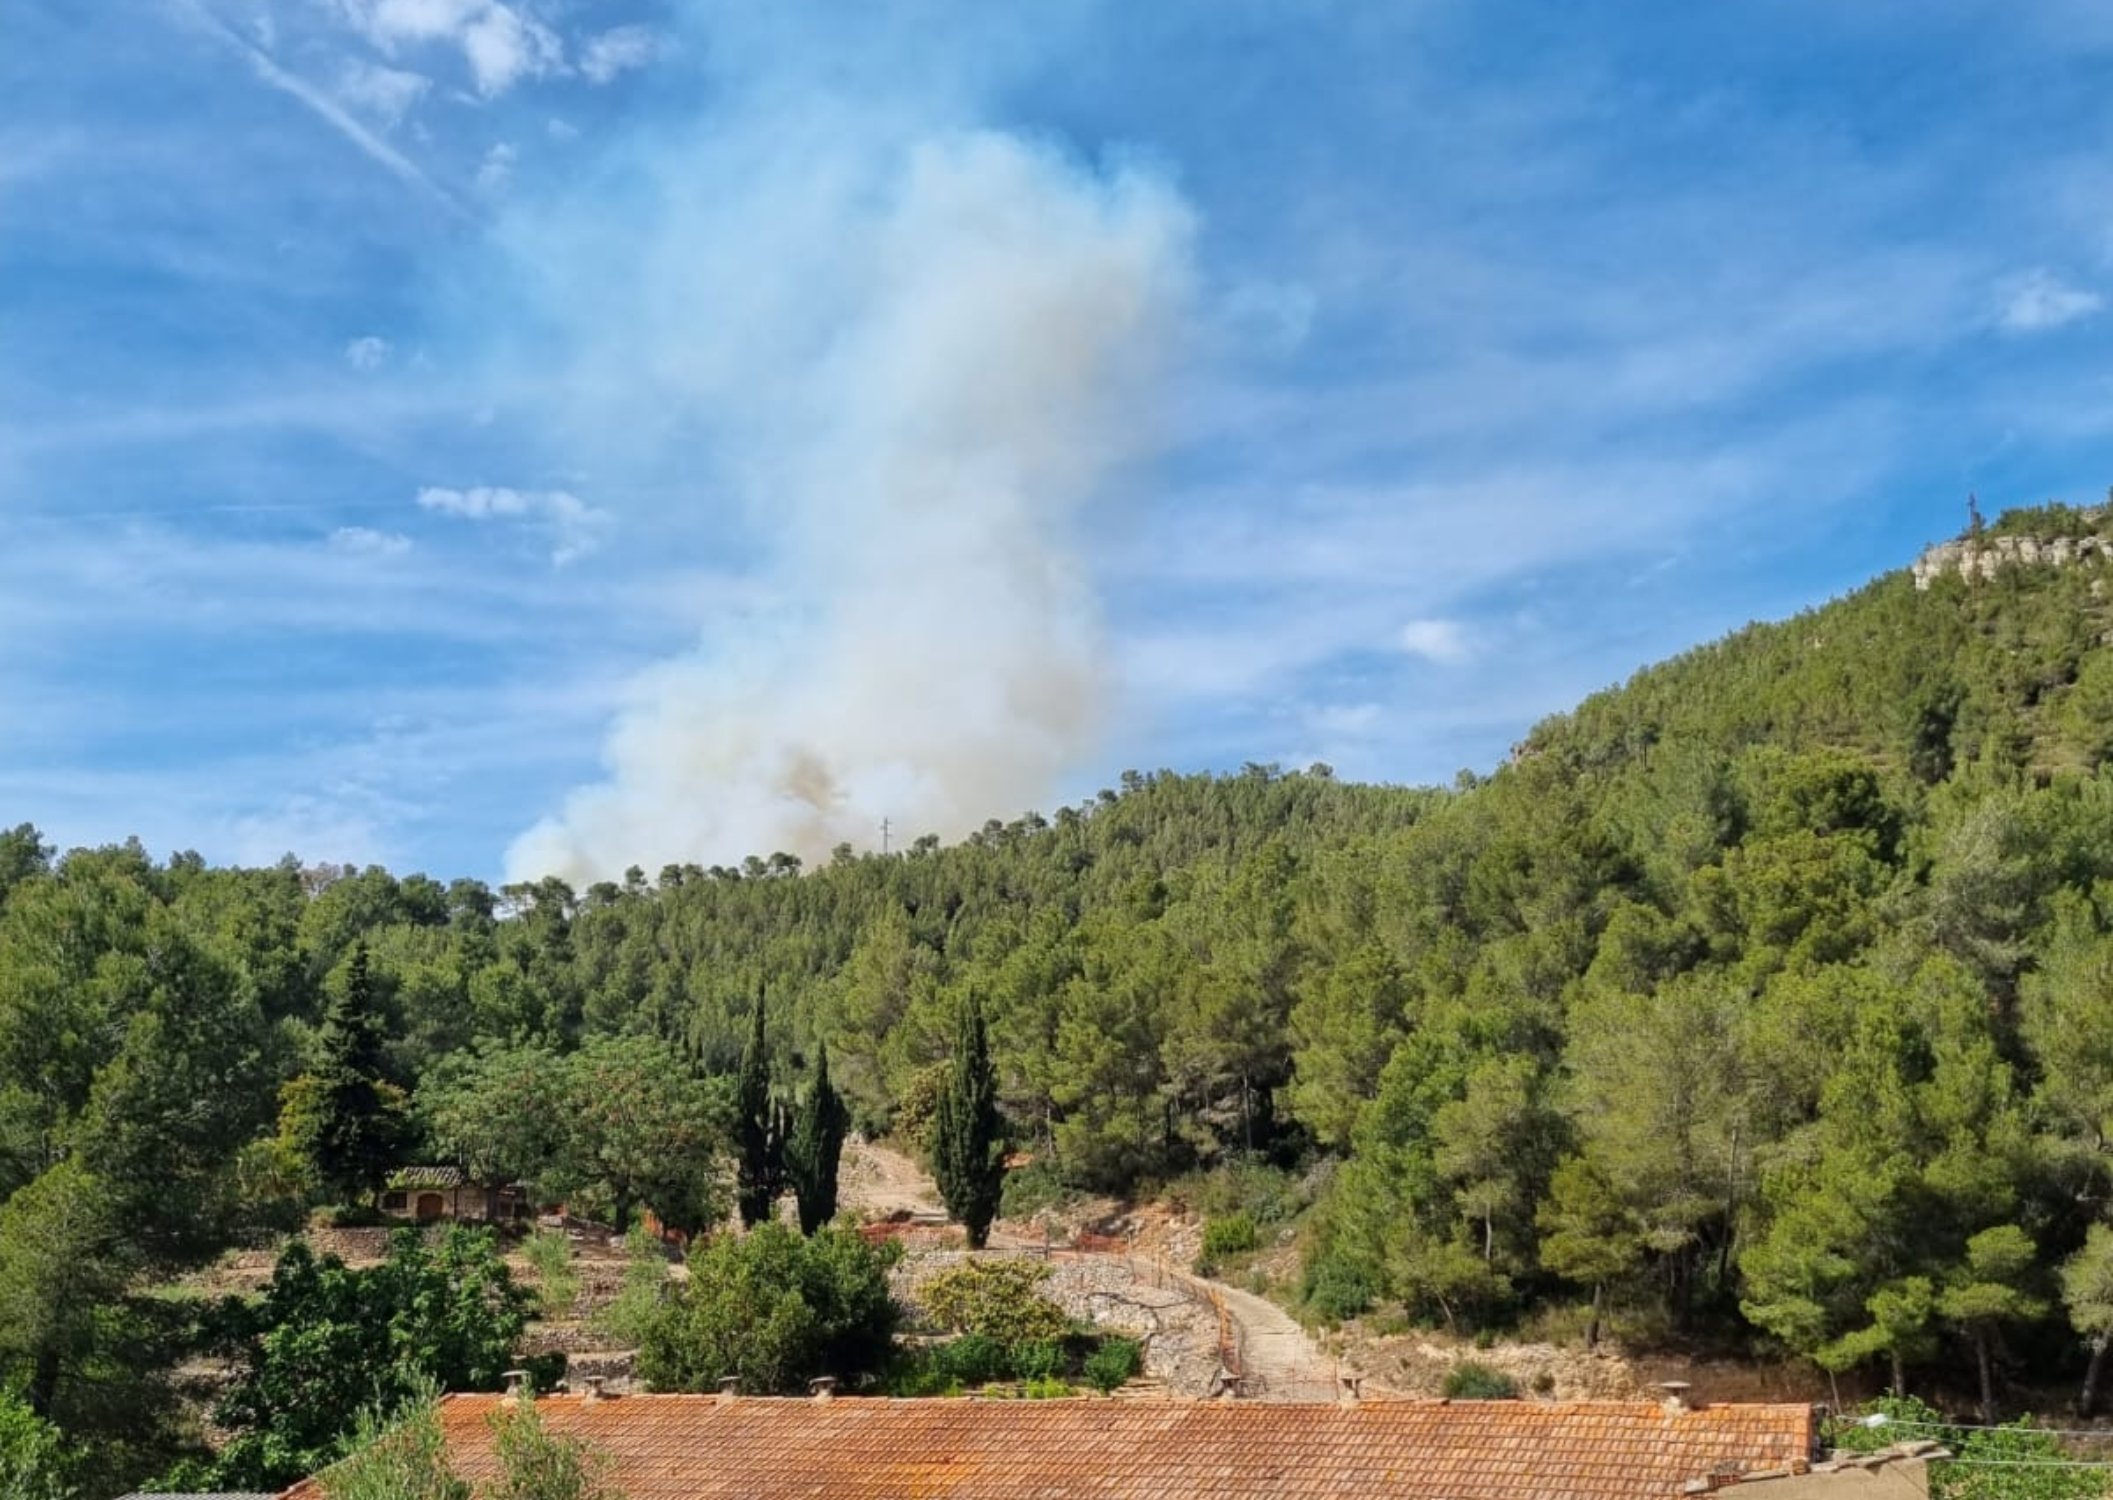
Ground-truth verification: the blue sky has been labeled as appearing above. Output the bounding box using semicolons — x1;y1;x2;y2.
6;0;2113;882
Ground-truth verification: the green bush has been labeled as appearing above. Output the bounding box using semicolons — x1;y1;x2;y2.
635;1223;899;1394
591;1227;671;1348
1441;1362;1518;1400
934;1334;1012;1387
522;1229;580;1318
1011;1340;1064;1381
1301;1249;1377;1322
920;1258;1073;1344
1208;1225;1250;1267
1196;1162;1307;1226
0;1388;81;1500
998;1161;1075;1222
1021;1375;1073;1399
1082;1337;1142;1394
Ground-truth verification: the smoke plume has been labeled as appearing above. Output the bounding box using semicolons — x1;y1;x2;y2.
502;131;1193;883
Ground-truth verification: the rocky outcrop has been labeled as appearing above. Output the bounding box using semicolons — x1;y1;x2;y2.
1913;529;2112;589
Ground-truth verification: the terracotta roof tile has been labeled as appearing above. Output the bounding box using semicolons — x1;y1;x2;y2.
281;1395;1813;1500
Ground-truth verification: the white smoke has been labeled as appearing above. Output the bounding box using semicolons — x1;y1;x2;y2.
503;132;1193;883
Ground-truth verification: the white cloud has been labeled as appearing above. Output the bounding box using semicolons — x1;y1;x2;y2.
335;59;429;127
417;484;607;564
476;141;516;193
334;0;562;97
580;25;660;84
1400;617;1472;663
343;334;391;370
1997;269;2104;332
329;525;412;557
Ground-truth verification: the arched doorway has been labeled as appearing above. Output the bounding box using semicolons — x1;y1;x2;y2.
416;1192;445;1222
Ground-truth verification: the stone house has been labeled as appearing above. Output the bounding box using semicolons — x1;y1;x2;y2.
378;1165;533;1225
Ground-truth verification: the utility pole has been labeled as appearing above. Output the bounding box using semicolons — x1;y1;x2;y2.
880;817;891;856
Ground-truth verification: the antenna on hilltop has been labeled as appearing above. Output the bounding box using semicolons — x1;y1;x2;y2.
1968;491;1984;537
880;817;891;857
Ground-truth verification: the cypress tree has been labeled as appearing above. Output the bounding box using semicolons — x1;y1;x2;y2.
735;993;784;1226
786;1042;850;1236
309;943;404;1205
933;995;1004;1249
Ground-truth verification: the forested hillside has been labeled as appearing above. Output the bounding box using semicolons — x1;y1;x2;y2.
18;503;2113;1485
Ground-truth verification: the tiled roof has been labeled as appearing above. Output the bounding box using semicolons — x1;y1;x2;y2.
281;1394;1815;1500
118;1491;279;1499
386;1165;467;1189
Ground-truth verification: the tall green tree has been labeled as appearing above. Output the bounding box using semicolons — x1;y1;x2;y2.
420;1043;570;1217
735;995;786;1228
303;944;406;1205
933;995;1004;1249
785;1042;850;1236
560;1035;728;1236
2062;1224;2113;1417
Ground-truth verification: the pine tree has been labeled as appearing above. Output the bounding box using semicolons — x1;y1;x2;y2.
308;943;404;1205
933;995;1004;1249
735;994;784;1227
786;1043;850;1236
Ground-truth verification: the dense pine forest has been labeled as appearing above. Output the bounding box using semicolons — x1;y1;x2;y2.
20;504;2113;1486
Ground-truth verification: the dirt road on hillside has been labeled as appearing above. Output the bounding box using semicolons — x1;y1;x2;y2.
845;1139;1348;1400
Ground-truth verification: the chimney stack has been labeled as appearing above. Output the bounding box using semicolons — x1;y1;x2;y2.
502;1370;530;1405
717;1376;740;1405
1658;1381;1695;1415
1337;1370;1365;1406
809;1376;838;1402
581;1376;606;1404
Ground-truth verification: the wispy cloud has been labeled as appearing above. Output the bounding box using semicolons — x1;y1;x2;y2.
329;525;412;557
1400;618;1472;664
580;26;661;85
343;334;392;370
416;484;608;564
162;0;469;219
1996;269;2104;332
334;58;430;128
475;141;516;194
333;0;564;98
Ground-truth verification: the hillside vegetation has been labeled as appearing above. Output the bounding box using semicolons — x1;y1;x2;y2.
17;503;2113;1483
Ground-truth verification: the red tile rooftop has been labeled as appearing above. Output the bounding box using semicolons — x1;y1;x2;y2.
281;1392;1817;1500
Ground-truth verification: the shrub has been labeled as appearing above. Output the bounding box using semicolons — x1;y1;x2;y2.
1011;1340;1065;1381
482;1388;621;1500
591;1226;671;1348
1196;1162;1307;1226
1301;1249;1378;1322
522;1229;580;1318
1022;1375;1073;1399
921;1258;1072;1345
1082;1337;1142;1394
1441;1362;1518;1400
206;1228;550;1491
1197;1213;1259;1274
319;1388;465;1500
999;1161;1074;1222
934;1334;1012;1387
0;1388;81;1500
635;1223;898;1394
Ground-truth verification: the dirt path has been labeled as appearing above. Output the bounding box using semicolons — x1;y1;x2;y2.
841;1137;948;1220
849;1139;1345;1400
1213;1281;1341;1400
